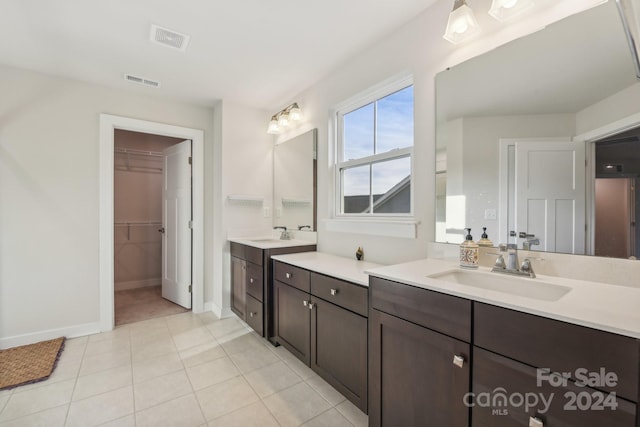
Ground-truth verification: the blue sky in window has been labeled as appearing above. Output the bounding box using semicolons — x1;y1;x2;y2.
343;86;413;197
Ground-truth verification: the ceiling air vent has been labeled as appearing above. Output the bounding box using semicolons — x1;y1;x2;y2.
150;24;190;52
124;73;161;88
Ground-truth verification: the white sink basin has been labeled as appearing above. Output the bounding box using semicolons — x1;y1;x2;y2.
428;269;571;302
248;238;285;244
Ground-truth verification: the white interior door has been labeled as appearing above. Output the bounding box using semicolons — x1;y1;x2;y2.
162;140;192;309
515;140;586;254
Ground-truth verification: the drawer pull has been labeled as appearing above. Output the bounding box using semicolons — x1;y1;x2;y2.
249;278;254;284
303;300;308;307
452;355;465;368
285;272;292;279
249;312;255;318
330;288;338;296
529;417;543;427
308;302;314;310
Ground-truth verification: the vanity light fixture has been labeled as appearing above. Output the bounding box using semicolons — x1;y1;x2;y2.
267;103;303;134
443;0;482;44
489;0;534;22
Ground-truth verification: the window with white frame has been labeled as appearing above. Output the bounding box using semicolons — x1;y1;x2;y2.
336;81;414;216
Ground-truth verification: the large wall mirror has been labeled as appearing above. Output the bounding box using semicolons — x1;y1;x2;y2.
273;128;317;232
435;0;640;259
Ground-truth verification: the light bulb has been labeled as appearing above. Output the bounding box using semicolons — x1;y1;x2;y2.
289;104;302;121
267;117;280;134
489;0;534;22
443;1;481;44
277;112;289;128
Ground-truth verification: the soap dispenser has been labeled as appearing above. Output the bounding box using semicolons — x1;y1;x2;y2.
477;227;494;247
460;228;479;269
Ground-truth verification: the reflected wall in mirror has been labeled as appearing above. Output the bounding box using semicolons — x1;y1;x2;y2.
435;0;640;259
273;128;317;231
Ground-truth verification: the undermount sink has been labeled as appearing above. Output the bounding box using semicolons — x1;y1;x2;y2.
248;238;285;244
428;269;571;302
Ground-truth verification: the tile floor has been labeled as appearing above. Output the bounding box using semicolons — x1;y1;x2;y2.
0;312;368;427
115;286;189;326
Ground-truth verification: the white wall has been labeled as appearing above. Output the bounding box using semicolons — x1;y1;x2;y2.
0;64;215;346
272;0;602;265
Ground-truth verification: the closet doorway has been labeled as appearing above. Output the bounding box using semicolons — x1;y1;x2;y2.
99;113;205;332
114;130;192;325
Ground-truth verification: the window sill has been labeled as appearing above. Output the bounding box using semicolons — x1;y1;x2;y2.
323;218;419;239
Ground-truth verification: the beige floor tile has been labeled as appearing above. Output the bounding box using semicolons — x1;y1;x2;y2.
205;317;245;340
196;376;259;421
132;352;184;383
218;332;268;356
0;379;74;422
171;326;215;352
87;327;130;344
263;382;332;427
178;341;226;368
73;365;133;401
84;335;131;357
208;400;280;427
306;375;347;406
96;414;136;427
131;337;177;362
335;400;368;427
228;344;279;374
0;392;10;413
0;404;68;427
301;408;355;427
186;357;240;391
281;354;316;380
134;370;193;411
135;393;205;427
65;385;134;427
244;360;302;398
79;348;131;377
166;312;205;334
58;338;88;363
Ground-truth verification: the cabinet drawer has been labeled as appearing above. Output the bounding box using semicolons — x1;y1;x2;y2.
475;303;640;402
246;295;263;336
473;347;636;427
229;242;263;266
274;261;310;293
370;276;471;342
311;272;368;317
246;262;263;301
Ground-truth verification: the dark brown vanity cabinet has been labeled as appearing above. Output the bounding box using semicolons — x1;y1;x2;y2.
473;303;639;427
273;260;369;413
230;242;315;340
368;277;472;427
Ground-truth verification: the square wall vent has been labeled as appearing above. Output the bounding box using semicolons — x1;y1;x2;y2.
124;73;161;88
150;24;190;52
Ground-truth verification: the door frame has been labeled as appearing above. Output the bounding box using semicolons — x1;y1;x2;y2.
575;111;640;256
99;114;204;331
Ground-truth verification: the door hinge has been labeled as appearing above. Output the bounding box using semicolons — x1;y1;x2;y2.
188;284;192;293
188;220;193;229
188;156;192;165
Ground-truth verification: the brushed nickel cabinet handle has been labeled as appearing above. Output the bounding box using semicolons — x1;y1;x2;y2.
330;288;338;296
529;416;543;427
308;303;314;310
249;312;255;318
249;278;254;283
303;300;308;307
285;272;292;279
453;355;465;368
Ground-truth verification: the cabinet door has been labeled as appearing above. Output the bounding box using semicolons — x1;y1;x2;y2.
472;347;636;427
246;295;263;337
310;297;368;413
274;280;310;364
230;257;246;320
369;309;470;427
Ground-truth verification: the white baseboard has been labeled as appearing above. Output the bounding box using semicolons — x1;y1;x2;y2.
115;278;161;291
0;322;102;350
209;301;233;319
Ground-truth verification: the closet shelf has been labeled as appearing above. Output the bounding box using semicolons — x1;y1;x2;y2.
115;147;163;173
227;195;264;204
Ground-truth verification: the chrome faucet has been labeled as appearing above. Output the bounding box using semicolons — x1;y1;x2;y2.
491;244;536;278
298;225;311;231
274;226;291;240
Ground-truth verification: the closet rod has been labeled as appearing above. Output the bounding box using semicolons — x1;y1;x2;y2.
114;147;163;158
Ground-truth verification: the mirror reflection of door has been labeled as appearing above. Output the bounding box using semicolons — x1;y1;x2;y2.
594;128;640;259
500;139;586;254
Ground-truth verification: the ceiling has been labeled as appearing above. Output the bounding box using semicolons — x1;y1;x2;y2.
0;0;438;109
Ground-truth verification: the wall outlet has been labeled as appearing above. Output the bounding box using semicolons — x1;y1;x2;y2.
263;207;270;218
484;208;497;220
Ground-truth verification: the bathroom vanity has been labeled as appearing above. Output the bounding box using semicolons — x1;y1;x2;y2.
366;259;640;427
228;238;316;341
271;252;381;413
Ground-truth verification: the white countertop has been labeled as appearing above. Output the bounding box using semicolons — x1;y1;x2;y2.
229;237;316;250
366;258;640;339
271;252;382;286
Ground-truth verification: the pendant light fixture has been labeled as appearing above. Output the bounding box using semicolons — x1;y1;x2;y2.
443;0;481;44
489;0;534;22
